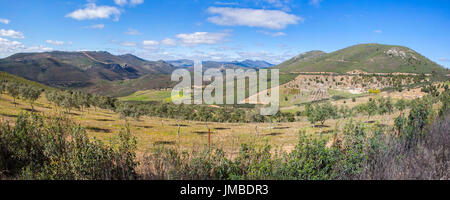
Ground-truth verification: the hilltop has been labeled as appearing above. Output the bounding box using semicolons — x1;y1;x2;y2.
275;44;447;74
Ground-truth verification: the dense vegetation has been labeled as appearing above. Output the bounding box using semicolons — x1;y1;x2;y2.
0;113;137;180
0;72;449;180
1;93;448;180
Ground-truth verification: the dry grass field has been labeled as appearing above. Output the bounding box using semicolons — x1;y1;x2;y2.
0;85;428;158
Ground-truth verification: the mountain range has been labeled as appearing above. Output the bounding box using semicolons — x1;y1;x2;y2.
0;51;174;87
0;43;447;97
166;59;274;70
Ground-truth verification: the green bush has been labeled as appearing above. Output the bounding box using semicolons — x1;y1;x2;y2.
0;112;138;180
276;132;341;180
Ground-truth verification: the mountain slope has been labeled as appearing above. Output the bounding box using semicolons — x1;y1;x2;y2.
274;50;326;70
275;44;447;74
82;73;175;97
0;51;176;90
0;71;54;90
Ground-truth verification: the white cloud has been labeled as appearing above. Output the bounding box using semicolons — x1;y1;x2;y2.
176;32;230;46
439;57;449;62
130;0;144;6
125;28;141;35
258;30;286;37
373;30;383;34
114;0;128;6
207;7;302;30
120;41;137;47
0;37;52;58
309;0;322;6
46;40;65;46
66;3;121;21
161;38;177;46
114;0;144;7
0;18;10;24
0;29;24;39
0;37;23;51
142;40;159;46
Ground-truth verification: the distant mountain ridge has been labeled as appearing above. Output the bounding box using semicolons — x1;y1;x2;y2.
274;44;447;74
167;59;274;69
0;51;175;82
0;51;176;96
1;43;447;97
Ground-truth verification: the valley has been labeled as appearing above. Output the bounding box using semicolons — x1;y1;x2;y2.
0;43;449;180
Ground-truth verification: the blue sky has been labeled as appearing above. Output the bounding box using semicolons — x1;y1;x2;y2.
0;0;449;67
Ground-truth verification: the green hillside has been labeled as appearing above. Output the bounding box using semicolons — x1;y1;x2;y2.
0;71;54;90
276;44;448;74
274;50;326;70
82;73;175;97
0;51;176;96
0;51;175;87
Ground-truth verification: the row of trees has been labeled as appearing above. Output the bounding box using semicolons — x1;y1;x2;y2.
421;83;449;97
1;79;118;115
45;90;117;114
115;102;296;123
42;88;296;123
2;77;446;125
304;97;413;126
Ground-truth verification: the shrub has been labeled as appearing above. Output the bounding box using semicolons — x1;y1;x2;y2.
395;99;408;113
277;132;341;180
358;113;449;180
0;112;138;180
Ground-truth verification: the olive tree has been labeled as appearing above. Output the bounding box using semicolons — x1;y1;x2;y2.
6;82;20;107
20;86;43;111
0;81;6;97
306;102;338;125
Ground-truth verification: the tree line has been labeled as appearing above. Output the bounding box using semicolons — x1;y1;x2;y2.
1;77;447;125
303;95;440;126
1;79;295;123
